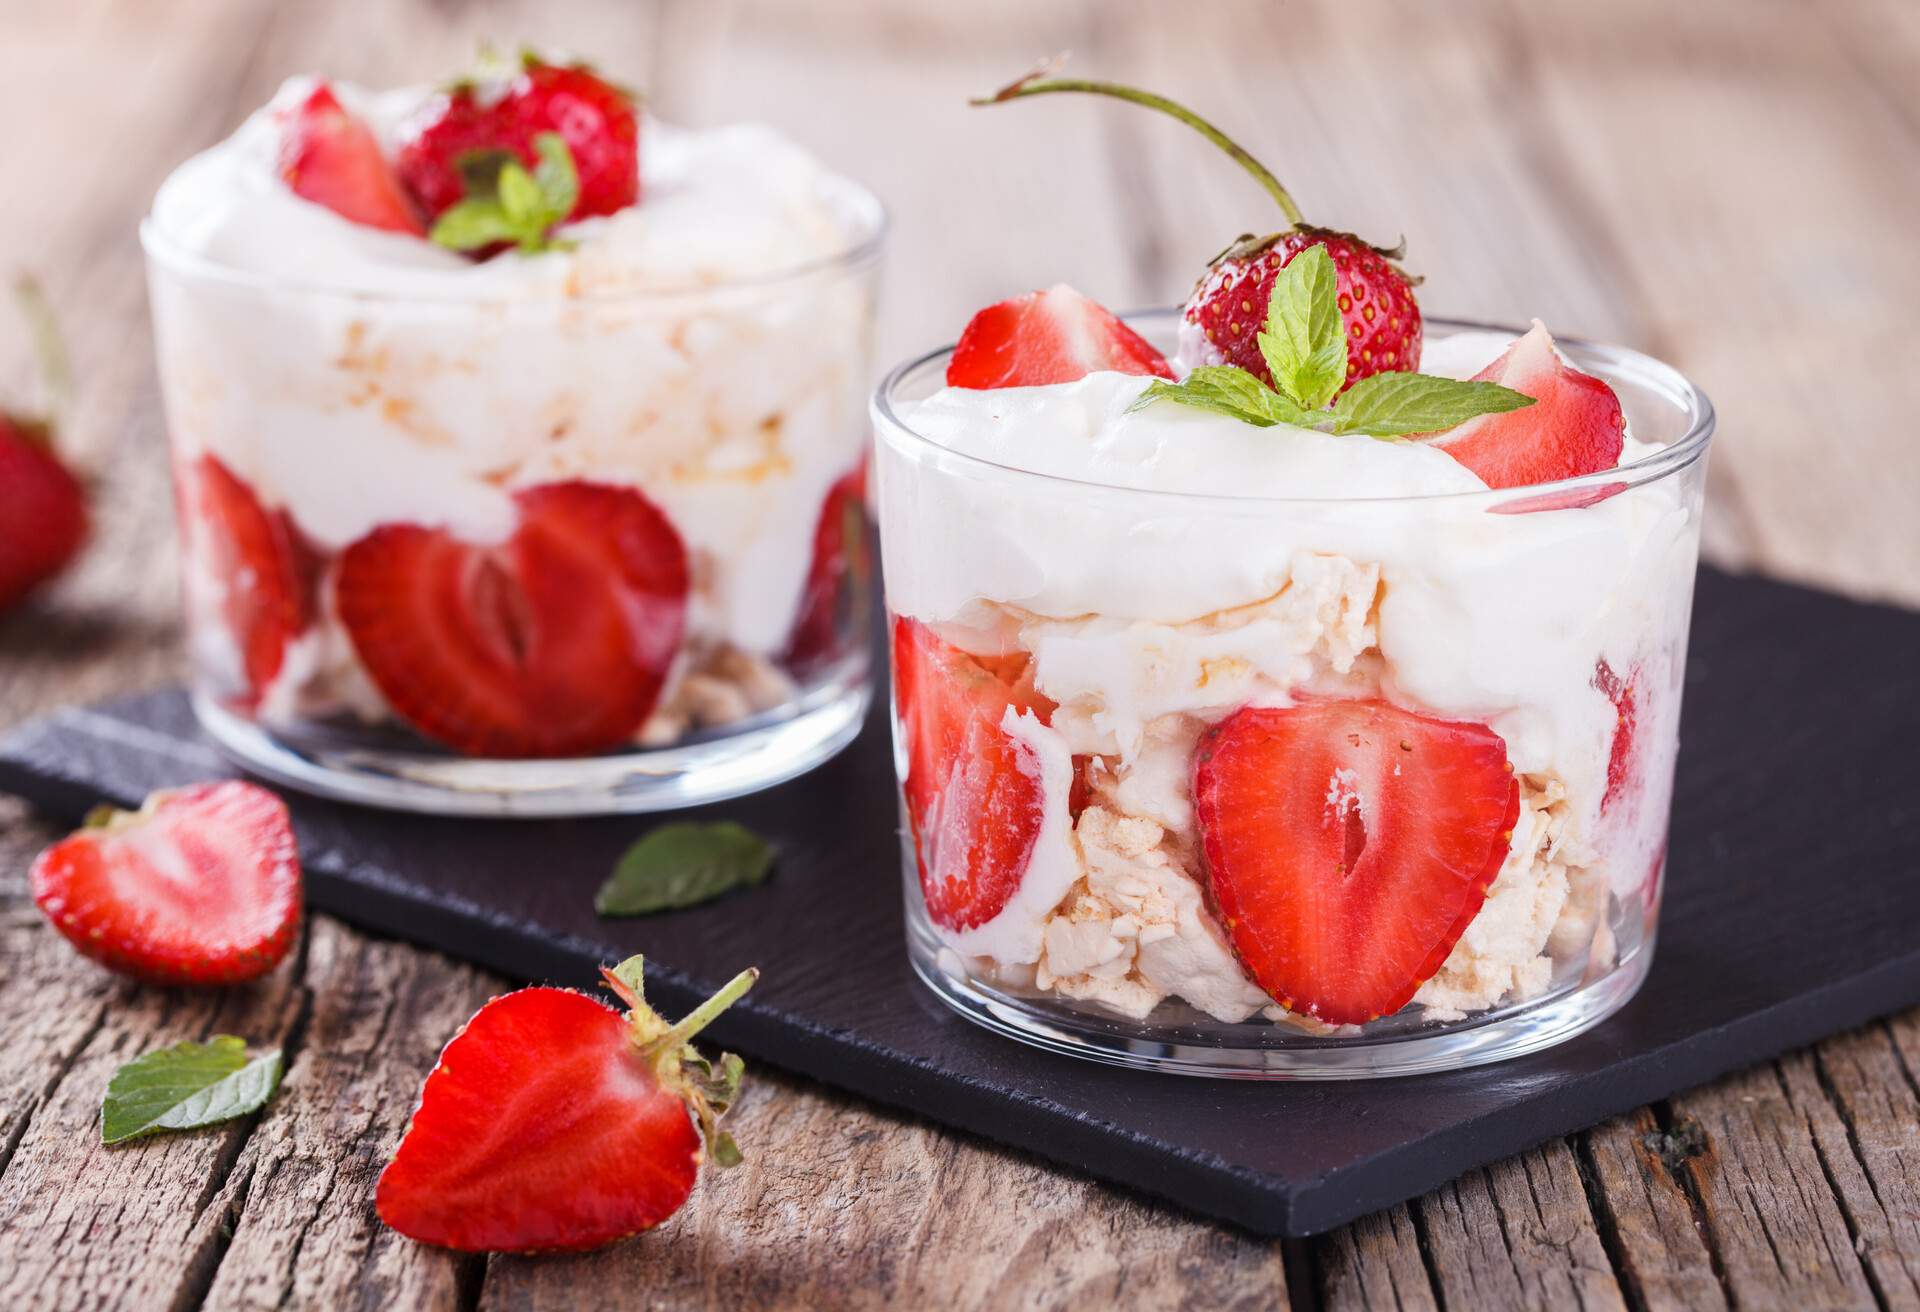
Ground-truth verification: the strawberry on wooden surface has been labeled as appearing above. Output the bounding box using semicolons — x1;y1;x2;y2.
376;955;754;1254
30;781;302;986
1193;700;1518;1025
892;618;1051;930
278;83;425;235
1426;321;1627;488
947;284;1174;388
334;480;689;758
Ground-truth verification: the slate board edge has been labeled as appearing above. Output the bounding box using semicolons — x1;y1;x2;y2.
7;718;1920;1236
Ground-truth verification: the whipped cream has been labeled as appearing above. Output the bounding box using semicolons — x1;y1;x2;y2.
149;78;881;726
881;328;1701;1026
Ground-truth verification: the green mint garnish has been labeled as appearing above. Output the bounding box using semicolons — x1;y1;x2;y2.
1133;244;1535;439
595;821;777;917
101;1036;283;1145
429;132;580;256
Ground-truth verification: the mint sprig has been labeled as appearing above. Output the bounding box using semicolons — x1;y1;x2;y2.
1134;245;1535;439
430;132;580;256
101;1036;283;1145
595;821;777;917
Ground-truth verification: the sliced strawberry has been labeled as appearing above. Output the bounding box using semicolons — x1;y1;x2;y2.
893;617;1050;930
30;781;301;985
1595;658;1638;812
279;83;426;235
182;455;319;706
335;481;689;758
947;285;1174;389
1486;481;1628;515
1427;322;1625;489
1193;700;1518;1025
377;957;753;1253
781;465;868;676
0;415;87;613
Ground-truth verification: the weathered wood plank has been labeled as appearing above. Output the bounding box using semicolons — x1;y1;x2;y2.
1316;1205;1439;1312
1580;1108;1728;1312
1671;1065;1878;1308
198;920;497;1312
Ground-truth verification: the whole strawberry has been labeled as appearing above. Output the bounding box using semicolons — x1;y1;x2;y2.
977;67;1422;391
376;956;755;1253
396;53;639;233
0;278;87;613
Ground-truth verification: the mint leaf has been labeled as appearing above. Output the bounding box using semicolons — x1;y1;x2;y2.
1328;371;1536;438
1130;366;1310;427
101;1036;283;1145
596;821;776;916
430;132;580;256
1257;244;1348;411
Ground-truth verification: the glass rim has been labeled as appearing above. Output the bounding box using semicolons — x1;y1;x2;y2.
138;175;889;305
870;311;1715;508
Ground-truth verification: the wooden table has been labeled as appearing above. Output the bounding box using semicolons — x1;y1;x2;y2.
3;1;1917;1306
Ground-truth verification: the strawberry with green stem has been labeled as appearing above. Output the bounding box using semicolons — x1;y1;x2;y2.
976;65;1422;390
376;955;756;1253
0;276;88;613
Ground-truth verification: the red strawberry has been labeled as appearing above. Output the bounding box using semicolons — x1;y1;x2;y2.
782;464;869;675
893;617;1050;930
1193;700;1519;1025
947;285;1174;389
30;781;302;985
396;56;639;227
0;415;86;613
976;70;1419;391
1427;323;1626;488
376;956;753;1254
279;83;425;235
180;455;319;706
1594;658;1637;812
335;481;689;758
1187;230;1421;388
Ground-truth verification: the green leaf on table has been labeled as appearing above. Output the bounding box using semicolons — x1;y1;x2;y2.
595;821;777;916
101;1036;283;1145
1327;371;1536;438
1129;366;1311;428
1256;243;1349;411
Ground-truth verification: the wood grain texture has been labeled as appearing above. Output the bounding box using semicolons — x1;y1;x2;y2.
0;0;1916;1308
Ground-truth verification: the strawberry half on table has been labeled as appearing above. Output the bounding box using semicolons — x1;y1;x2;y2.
892;617;1056;930
30;781;302;986
335;480;689;759
1193;700;1519;1025
377;955;754;1254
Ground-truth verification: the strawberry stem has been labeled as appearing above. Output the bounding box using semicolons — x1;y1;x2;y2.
11;275;72;430
641;967;758;1057
973;72;1306;228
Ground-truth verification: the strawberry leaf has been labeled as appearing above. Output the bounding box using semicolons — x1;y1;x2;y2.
430;132;580;256
596;821;776;916
1327;371;1535;438
1129;366;1310;428
101;1036;283;1145
1257;244;1348;411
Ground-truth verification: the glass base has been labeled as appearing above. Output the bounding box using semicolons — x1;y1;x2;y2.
908;916;1654;1080
193;678;871;817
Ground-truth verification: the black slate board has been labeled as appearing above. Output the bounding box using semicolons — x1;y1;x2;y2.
3;565;1919;1236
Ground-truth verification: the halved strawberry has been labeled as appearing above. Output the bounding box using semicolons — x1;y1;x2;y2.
182;455;319;706
1193;700;1518;1025
1427;322;1625;489
335;481;688;758
781;465;868;676
279;83;425;235
947;285;1174;389
377;956;753;1253
893;617;1050;930
30;781;302;985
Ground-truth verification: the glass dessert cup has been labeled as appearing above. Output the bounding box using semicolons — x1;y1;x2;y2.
874;313;1714;1078
142;197;885;817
